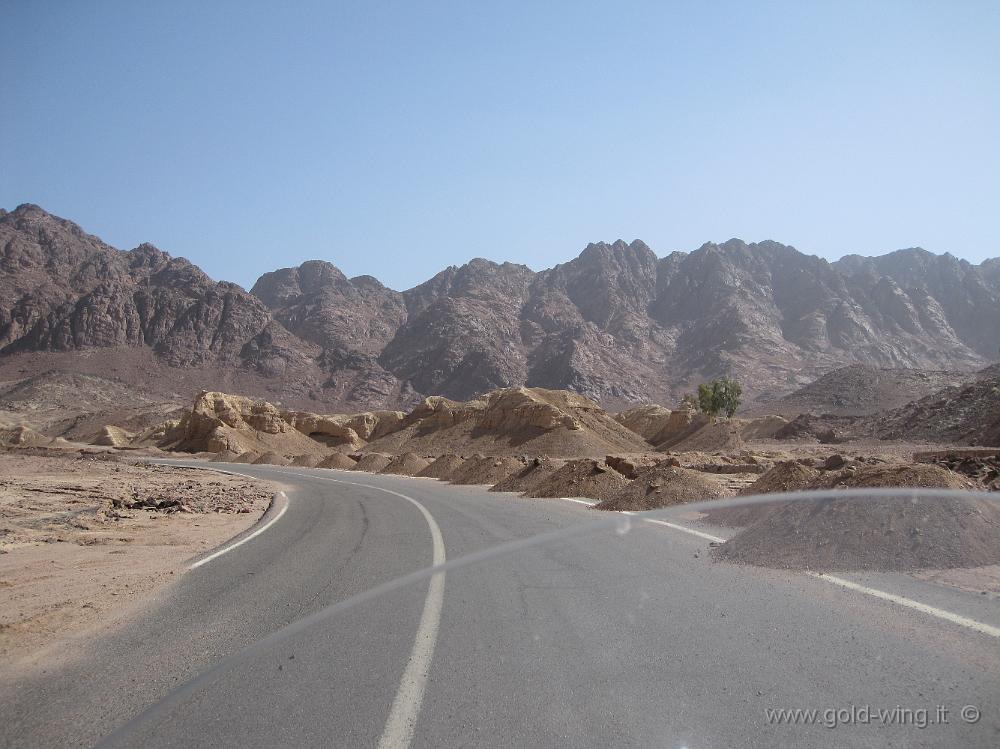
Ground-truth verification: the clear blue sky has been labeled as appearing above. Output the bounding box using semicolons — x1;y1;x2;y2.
2;1;998;290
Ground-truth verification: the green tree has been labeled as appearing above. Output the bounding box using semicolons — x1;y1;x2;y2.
696;377;743;418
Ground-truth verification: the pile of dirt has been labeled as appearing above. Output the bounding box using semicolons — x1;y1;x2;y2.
449;455;525;485
815;463;975;491
0;424;53;449
490;457;566;494
650;409;709;448
231;452;260;464
701;461;820;527
614;405;673;442
604;454;663;479
742;461;821;496
739;415;790;440
773;414;858;444
716;492;1000;571
318;453;357;470
380;452;431;476
351;453;393;473
526;459;629;501
364;388;650;458
660;420;744;452
210;450;241;463
596;465;732;512
252;451;290;466
917;451;1000;490
93;425;135;448
416;454;466;480
291;454;322;467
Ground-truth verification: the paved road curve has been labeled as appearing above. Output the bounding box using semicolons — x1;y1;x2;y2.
2;463;998;748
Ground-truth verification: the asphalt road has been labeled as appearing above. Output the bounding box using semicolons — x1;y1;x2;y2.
2;463;998;748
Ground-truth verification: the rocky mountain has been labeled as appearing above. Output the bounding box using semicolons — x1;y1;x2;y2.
1;204;997;410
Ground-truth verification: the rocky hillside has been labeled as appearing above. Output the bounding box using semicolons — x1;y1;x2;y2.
765;365;972;416
872;365;1000;446
2;204;997;410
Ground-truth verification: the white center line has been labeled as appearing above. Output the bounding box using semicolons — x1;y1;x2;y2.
280;470;446;749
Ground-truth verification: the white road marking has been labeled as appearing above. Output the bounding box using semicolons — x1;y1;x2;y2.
555;496;999;639
805;572;1000;639
189;492;289;570
279;471;446;749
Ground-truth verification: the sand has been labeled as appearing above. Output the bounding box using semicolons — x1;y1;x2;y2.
526;459;630;500
449;455;526;485
380;452;431;476
716;492;1000;571
351;453;393;473
417;454;466;480
597;465;733;512
318;453;357;470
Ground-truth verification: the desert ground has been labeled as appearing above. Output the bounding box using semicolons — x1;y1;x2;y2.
0;450;278;674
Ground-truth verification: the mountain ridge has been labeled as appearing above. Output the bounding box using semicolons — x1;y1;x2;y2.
2;203;997;410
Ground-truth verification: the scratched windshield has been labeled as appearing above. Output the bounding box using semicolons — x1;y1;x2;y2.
94;481;999;749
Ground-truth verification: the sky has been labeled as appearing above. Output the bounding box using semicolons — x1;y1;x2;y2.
2;1;998;291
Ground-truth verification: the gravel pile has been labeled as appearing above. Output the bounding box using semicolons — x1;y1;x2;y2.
351;452;393;473
526;459;629;500
318;453;357;470
716;492;1000;571
417;454;466;480
449;455;525;485
381;452;431;476
597;465;732;511
291;454;321;467
490;457;566;494
252;451;289;466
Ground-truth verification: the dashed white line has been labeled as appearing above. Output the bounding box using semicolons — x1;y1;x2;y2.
189;492;289;570
555;495;999;639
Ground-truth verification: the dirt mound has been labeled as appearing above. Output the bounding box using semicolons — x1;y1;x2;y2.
416;454;466;480
252;451;290;466
700;462;819;527
660;420;743;452
526;459;629;501
211;450;241;463
93;425;134;448
351;452;393;473
773;413;859;444
605;454;663;479
650;409;709;448
318;453;357;470
230;451;260;464
490;457;566;494
815;463;975;491
742;461;820;496
614;405;672;442
716;493;1000;571
364;388;650;458
596;465;732;512
449;455;525;485
291;454;322;467
380;452;431;476
740;416;789;440
0;424;52;448
918;452;1000;490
